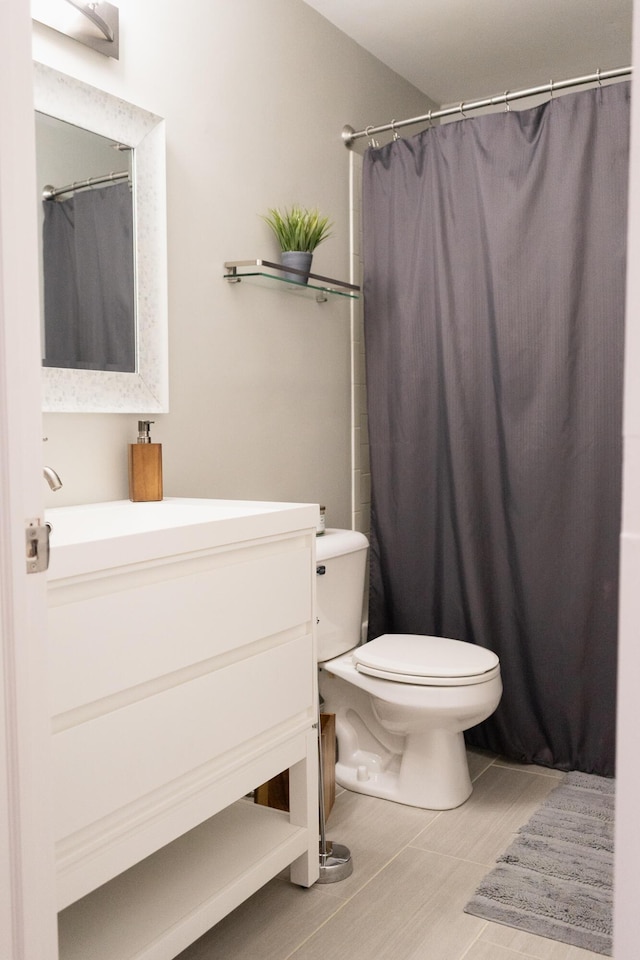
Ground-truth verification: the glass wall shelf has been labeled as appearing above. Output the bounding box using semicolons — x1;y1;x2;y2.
223;260;360;302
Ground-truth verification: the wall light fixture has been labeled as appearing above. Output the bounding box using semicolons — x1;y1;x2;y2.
32;1;119;59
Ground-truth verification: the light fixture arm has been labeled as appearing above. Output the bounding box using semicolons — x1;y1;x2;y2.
64;0;114;42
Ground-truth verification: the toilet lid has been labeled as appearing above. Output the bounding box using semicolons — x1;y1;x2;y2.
353;634;500;686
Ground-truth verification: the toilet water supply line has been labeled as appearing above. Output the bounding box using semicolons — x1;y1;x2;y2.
318;705;329;854
317;703;353;882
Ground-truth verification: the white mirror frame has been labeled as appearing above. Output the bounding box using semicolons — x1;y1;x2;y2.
34;62;169;413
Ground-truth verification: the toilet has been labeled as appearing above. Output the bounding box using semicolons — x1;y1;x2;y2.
316;529;502;810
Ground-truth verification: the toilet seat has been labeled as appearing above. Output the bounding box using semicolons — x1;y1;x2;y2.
353;634;500;687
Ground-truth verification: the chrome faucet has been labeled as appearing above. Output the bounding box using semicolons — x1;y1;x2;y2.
43;465;63;491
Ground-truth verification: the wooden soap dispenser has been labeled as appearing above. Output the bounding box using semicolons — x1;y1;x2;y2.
128;420;163;502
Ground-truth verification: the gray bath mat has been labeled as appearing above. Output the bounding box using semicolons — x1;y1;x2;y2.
464;771;614;956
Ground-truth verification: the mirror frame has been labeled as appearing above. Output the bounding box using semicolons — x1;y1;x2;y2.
34;62;169;413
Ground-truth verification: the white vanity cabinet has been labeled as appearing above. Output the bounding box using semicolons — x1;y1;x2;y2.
45;498;320;960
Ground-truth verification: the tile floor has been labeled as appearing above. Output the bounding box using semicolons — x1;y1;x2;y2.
176;750;603;960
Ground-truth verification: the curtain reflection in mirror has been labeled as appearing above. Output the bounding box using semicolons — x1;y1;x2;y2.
42;181;136;372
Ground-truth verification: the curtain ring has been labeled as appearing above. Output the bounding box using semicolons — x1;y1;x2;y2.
390;119;399;141
549;79;554;99
366;125;379;148
596;67;602;87
504;91;511;112
459;101;467;118
427;109;433;129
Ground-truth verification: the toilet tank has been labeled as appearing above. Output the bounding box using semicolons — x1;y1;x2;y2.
315;529;369;662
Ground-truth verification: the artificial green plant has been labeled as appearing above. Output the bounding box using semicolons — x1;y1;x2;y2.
262;205;333;252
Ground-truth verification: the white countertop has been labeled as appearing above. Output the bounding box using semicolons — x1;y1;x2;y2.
46;497;319;580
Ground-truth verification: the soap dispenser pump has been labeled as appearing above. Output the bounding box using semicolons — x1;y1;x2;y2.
128;420;163;502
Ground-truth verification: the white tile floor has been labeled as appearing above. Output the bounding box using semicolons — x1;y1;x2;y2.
176;750;604;960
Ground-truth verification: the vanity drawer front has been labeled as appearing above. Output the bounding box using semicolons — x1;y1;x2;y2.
49;542;313;717
52;634;314;841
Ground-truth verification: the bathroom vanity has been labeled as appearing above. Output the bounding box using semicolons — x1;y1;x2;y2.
45;498;320;960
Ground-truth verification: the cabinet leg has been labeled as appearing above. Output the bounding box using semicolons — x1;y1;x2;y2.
288;728;319;887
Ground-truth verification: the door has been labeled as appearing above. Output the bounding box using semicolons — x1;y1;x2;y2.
0;1;58;957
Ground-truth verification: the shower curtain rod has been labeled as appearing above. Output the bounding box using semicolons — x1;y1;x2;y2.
342;66;632;146
42;170;129;201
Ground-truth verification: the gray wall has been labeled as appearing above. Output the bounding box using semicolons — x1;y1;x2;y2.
35;0;432;528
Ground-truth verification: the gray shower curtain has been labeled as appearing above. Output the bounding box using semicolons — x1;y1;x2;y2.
363;82;630;776
42;181;135;372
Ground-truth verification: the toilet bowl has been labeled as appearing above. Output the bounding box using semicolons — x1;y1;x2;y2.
316;530;502;810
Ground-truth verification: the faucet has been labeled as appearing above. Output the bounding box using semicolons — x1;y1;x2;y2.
42;438;62;491
43;465;63;491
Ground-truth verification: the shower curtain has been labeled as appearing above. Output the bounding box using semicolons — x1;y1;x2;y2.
363;82;630;776
42;181;135;372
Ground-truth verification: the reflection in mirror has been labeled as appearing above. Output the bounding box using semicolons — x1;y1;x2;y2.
34;62;169;413
37;114;136;372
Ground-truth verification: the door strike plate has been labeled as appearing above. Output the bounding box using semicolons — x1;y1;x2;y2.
25;519;50;574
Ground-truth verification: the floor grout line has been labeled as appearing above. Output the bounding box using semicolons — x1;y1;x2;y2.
469;756;498;782
404;843;506;870
285;813;460;957
283;823;431;958
491;759;568;780
456;920;490;960
192;753;575;960
320;759;561;959
282;894;356;960
284;833;436;959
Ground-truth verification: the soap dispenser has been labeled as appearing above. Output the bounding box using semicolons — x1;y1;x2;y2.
128;420;163;502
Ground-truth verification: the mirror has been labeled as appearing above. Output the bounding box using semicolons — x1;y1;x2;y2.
34;62;169;413
37;113;136;374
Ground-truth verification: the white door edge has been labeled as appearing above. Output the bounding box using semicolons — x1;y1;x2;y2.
0;1;58;957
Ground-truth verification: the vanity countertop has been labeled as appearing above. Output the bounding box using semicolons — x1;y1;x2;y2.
46;497;319;580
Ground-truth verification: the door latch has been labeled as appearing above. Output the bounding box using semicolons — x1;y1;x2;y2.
25;519;50;574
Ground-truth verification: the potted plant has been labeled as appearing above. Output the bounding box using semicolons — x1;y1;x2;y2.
262;204;333;284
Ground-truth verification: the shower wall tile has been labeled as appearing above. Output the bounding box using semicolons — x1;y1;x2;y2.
353;425;361;470
357;377;366;410
360;470;371;505
353;467;362;509
360;501;371;534
353;344;365;385
351;249;362;283
360;424;370;474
